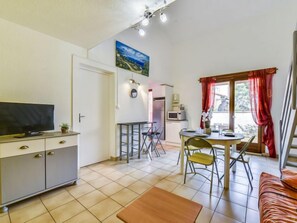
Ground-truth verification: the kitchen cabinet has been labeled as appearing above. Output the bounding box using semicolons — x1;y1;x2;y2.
0;132;78;211
45;136;78;188
165;121;188;145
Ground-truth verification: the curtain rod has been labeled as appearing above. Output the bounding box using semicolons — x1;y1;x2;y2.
198;67;278;82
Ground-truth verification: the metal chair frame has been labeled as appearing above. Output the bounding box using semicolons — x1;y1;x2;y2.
219;135;255;189
184;137;220;193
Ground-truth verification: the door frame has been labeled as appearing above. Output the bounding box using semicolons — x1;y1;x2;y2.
72;55;117;162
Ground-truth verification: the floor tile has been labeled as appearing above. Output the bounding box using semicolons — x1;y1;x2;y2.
195;207;214;223
127;181;152;194
64;210;100;223
210;212;241;223
192;191;220;211
110;188;139;206
247;196;258;211
140;165;158;173
184;178;205;190
0;214;10;223
88;176;113;189
246;208;260;223
105;171;125;181
152;169;171;178
140;174;162;185
50;200;85;223
102;210;124;223
41;190;74;210
79;167;93;176
215;199;246;222
172;185;197;200
80;172;102;182
26;213;55;223
155;179;179;192
116;175;138;187
10;201;47;223
129;169;149;179
200;182;224;198
67;183;95;198
8;197;41;213
221;190;248;207
99;182;124;196
165;173;184;183
77;190;107;208
89;198;122;221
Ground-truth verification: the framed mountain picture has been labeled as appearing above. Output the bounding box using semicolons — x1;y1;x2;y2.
115;41;150;76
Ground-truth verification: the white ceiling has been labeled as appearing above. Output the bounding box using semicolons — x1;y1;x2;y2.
0;0;174;49
0;0;296;49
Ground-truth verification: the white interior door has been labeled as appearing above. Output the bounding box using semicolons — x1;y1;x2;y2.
73;67;110;167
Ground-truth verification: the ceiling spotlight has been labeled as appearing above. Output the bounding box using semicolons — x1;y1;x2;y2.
138;28;146;36
160;12;167;23
141;18;150;26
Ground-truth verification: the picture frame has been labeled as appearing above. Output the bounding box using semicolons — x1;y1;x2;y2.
115;41;150;76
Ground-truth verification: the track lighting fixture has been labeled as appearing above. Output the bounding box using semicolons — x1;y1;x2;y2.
160;12;167;23
138;28;145;36
133;0;169;36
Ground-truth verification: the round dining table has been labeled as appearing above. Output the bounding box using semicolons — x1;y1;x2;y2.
179;131;244;189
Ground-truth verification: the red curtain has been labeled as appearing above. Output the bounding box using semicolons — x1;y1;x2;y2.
248;68;277;158
200;77;216;128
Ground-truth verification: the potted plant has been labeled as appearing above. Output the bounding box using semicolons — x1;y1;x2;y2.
60;123;69;134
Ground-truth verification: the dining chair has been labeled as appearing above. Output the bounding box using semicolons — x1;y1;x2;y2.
184;137;220;193
219;135;255;189
176;128;202;165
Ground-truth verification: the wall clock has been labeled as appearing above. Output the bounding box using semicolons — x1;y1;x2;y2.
130;88;138;98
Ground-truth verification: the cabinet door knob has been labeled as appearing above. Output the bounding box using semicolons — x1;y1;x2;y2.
34;154;43;158
59;140;66;144
47;151;55;156
19;145;29;150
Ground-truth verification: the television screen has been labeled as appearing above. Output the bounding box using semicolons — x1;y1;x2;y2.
0;102;54;136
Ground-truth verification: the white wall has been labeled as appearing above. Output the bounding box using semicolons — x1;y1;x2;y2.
171;4;297;153
88;27;173;123
0;18;87;129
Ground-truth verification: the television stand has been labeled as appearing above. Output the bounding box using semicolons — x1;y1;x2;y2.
14;132;43;138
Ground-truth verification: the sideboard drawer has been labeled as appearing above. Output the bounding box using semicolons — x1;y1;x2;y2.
0;140;44;158
46;136;77;150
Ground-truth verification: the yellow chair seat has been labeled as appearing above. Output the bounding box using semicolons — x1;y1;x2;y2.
189;152;214;166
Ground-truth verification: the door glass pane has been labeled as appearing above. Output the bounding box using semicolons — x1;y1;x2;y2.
211;82;230;130
234;80;258;143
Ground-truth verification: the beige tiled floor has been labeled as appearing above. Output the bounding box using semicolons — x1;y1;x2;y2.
2;144;280;223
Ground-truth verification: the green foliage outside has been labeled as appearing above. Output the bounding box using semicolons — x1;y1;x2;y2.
235;82;250;112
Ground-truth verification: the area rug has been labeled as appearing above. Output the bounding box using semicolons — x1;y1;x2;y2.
117;187;202;223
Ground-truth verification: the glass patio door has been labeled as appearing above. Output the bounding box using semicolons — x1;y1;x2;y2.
211;80;262;153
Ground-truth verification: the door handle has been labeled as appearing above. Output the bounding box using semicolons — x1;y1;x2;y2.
79;113;86;123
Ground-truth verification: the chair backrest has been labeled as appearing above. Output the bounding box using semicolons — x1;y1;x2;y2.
236;135;256;157
185;137;214;157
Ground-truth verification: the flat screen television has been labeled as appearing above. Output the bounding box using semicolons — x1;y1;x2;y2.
0;102;54;137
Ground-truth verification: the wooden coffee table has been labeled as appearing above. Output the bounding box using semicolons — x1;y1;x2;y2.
117;187;202;223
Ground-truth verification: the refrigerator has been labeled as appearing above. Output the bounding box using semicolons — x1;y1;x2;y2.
153;97;165;140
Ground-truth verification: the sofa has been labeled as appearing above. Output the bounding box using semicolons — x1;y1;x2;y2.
259;170;297;223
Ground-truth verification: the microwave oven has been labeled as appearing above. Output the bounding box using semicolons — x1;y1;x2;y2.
167;110;186;120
